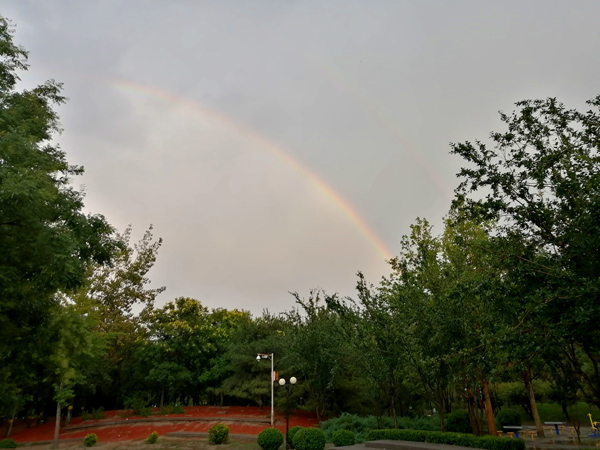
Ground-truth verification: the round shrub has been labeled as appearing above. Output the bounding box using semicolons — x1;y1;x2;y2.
332;429;355;447
445;410;472;434
0;439;17;449
84;433;98;447
287;426;303;448
209;423;229;445
293;428;326;450
258;428;284;450
147;431;159;444
496;408;522;428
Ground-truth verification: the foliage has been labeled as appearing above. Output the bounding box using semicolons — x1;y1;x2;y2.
147;431;159;444
208;423;229;445
125;395;153;417
452;95;600;408
287;426;303;448
0;439;17;449
368;430;525;450
257;428;284;450
292;428;326;450
496;409;522;428
82;407;105;421
332;429;355;446
321;413;395;443
396;416;440;431
172;403;185;414
445;410;472;434
83;434;98;447
0;12;117;418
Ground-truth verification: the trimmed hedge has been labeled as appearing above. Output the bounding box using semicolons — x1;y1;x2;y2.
288;426;304;448
258;428;284;450
147;431;159;444
446;410;472;434
293;428;326;450
367;430;525;450
84;433;98;447
332;429;356;447
496;409;522;428
0;439;17;449
209;423;229;444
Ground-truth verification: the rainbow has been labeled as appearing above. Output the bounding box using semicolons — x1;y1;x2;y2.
108;78;394;261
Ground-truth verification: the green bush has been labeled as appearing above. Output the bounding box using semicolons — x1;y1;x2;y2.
0;439;17;448
147;431;159;444
84;433;98;447
321;413;395;443
81;407;105;421
367;430;525;450
209;423;229;445
446;410;472;434
172;403;185;414
332;430;355;447
496;409;522;428
258;428;284;450
397;416;440;431
293;428;326;450
287;426;303;448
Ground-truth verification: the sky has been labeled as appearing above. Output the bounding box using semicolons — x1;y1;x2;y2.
3;1;599;315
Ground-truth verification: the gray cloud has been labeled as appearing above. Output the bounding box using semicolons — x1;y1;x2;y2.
5;0;600;313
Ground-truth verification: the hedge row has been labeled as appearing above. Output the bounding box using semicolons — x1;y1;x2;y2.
367;430;525;450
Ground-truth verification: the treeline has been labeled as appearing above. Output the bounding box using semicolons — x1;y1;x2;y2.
1;14;599;437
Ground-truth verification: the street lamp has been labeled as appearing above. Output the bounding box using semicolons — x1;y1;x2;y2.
278;376;297;449
256;353;275;426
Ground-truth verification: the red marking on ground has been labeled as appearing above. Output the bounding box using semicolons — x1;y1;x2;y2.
8;407;319;443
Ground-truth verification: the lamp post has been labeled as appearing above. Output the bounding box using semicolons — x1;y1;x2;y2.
256;353;275;426
278;376;297;449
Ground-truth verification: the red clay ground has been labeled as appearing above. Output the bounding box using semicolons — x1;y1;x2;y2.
6;406;320;443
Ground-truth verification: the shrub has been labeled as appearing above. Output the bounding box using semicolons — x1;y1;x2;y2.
258;428;284;450
172;403;185;414
367;430;525;450
332;430;355;447
321;413;394;443
287;426;303;448
147;431;159;444
84;433;98;447
293;428;326;450
445;410;472;434
209;423;229;445
397;416;440;431
496;409;522;428
0;439;17;448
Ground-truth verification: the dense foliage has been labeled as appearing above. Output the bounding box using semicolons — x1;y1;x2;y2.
292;428;326;450
83;434;98;447
332;430;355;446
208;423;229;445
287;426;303;448
445;410;472;434
257;428;284;450
368;430;525;450
496;409;522;429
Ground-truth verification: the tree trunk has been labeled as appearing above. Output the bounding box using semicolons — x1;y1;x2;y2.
52;401;61;448
6;404;17;437
482;379;497;435
160;388;164;409
522;369;545;437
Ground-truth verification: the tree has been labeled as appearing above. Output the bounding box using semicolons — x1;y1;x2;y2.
0;15;116;417
451;95;600;407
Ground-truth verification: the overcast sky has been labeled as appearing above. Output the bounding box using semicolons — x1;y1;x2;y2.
3;1;599;315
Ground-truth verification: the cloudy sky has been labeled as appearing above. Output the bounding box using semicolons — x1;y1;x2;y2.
3;1;599;314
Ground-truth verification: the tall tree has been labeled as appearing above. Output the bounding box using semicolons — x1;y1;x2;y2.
0;15;116;417
451;95;600;407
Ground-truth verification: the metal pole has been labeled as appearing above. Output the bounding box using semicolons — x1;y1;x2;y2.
270;353;274;427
